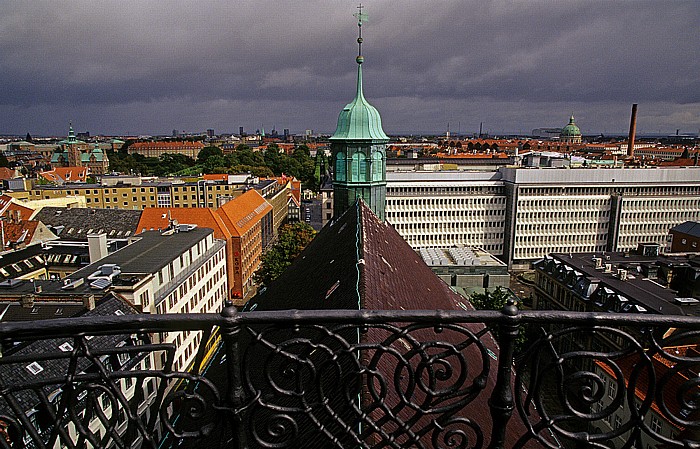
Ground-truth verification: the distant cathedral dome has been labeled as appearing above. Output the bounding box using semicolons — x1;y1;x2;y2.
560;115;582;143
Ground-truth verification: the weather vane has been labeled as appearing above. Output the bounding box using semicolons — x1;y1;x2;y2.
353;4;367;59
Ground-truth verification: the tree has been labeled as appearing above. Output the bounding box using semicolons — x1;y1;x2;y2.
255;222;316;287
469;286;512;311
469;287;528;354
197;146;223;164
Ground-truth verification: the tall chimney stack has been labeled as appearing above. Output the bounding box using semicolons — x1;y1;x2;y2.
627;104;638;158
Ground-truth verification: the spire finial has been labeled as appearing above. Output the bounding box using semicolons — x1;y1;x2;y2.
354;4;367;64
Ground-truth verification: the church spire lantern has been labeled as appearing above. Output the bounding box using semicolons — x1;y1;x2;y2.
330;5;389;221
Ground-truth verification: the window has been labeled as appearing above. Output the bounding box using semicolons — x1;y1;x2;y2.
614;415;622;429
607;380;616;399
335;153;346;182
26;362;44;375
650;415;662;433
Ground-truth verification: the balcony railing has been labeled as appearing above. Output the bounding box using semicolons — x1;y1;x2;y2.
0;304;698;449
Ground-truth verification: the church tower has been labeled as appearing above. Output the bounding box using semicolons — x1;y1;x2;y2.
330;6;389;221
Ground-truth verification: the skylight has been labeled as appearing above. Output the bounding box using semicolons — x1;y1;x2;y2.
26;362;44;375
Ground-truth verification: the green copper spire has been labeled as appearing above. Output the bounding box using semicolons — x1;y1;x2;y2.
330;4;388;142
330;6;388;222
67;122;77;144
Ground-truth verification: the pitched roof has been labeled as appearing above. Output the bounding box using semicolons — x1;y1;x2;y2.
137;207;231;240
0;167;18;181
215;189;272;236
596;345;700;428
671;221;700;238
202;174;228;181
0;294;140;413
33;207;142;240
2;221;39;247
39;167;88;183
246;201;540;448
0;195;34;221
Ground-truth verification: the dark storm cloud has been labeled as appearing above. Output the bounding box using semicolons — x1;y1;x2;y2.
0;0;698;135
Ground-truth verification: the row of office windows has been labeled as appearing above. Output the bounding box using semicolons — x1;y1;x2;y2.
387;186;504;196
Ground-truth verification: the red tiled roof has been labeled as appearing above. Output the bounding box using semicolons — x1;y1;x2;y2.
0;195;35;221
215;189;272;236
39;167;88;183
202;174;229;181
596;345;700;428
136;207;231;240
0;167;17;181
2;220;39;247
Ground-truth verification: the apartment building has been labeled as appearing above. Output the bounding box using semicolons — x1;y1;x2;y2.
385;167;700;267
63;227;227;372
216;190;273;303
26;176;291;224
127;141;205;159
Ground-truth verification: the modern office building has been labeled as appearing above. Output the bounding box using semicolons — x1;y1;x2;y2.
385;167;700;267
386;170;507;253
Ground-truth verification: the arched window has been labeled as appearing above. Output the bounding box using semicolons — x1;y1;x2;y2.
335;153;346;182
359;154;367;180
352;152;366;182
372;152;383;181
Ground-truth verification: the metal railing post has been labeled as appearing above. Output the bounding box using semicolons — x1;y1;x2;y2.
221;303;247;449
488;298;520;449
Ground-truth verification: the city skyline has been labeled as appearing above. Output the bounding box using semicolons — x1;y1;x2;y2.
1;0;699;136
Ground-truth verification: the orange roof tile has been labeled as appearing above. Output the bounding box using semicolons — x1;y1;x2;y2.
0;167;17;181
216;189;272;236
0;195;34;221
136;208;232;240
2;220;39;247
39;167;88;183
203;174;229;181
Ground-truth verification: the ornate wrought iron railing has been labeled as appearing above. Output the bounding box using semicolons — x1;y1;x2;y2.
0;304;698;449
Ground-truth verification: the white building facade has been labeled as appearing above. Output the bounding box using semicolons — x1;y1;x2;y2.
386;167;700;267
386;171;507;254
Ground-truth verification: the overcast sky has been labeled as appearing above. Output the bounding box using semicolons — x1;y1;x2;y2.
1;0;698;137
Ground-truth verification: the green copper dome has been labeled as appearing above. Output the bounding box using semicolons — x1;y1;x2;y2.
561;115;581;137
330;59;388;141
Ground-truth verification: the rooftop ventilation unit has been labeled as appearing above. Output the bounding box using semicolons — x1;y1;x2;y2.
90;278;112;290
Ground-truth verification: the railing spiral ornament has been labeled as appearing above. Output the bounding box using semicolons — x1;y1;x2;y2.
430;417;484;449
159;374;224;440
238;321;490;448
513;325;655;448
0;309;698;448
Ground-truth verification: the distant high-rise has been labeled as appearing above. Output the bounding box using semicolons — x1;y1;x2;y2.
206;128;215;138
329;7;389;221
239;126;244;136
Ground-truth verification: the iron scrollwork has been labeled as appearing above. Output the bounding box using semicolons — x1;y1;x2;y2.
0;310;698;448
